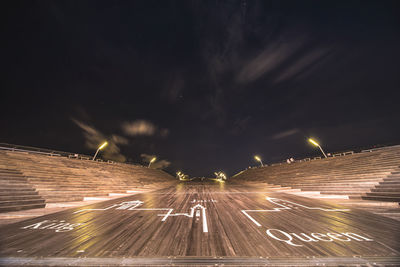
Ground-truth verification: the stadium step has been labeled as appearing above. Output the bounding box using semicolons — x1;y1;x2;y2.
44;196;85;202
0;198;45;207
0;194;43;201
0;203;46;212
0;171;22;176
36;186;126;190
285;178;384;183
381;177;400;181
319;192;363;196
0;166;47;212
298;186;373;190
361;195;400;202
365;192;400;197
379;181;400;185
0;184;36;190
38;190;109;196
0;186;36;191
372;188;400;192
0;175;29;180
0;192;39;199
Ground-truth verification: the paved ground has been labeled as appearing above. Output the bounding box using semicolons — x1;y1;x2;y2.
0;181;399;266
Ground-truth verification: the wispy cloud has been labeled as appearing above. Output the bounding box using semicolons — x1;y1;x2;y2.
159;128;170;138
140;153;171;169
271;128;300;140
230;116;252;135
122;120;169;138
110;134;128;145
161;71;185;103
72;119;127;162
122;120;156;136
237;39;305;83
274;48;332;83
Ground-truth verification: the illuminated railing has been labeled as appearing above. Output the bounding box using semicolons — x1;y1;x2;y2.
0;143;66;157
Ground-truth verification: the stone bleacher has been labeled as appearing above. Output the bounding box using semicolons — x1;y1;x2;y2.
0;168;46;212
0;150;176;212
231;146;400;203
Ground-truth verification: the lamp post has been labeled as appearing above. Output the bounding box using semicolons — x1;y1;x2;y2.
93;141;108;161
177;171;188;181
214;171;226;181
148;157;156;168
254;155;264;167
308;138;327;158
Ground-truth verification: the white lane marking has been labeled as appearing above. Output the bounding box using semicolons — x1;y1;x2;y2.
241;210;261;227
73;200;209;233
116;201;144;210
265;197;350;212
161;209;174;222
74;200;144;213
158;204;208;233
201;206;208;233
242;197;350;226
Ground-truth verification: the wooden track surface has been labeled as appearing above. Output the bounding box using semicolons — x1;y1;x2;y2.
0;181;399;264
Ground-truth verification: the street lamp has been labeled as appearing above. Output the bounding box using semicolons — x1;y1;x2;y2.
254;155;263;167
176;171;188;181
148;157;157;168
308;138;327;158
93;141;108;161
214;171;226;181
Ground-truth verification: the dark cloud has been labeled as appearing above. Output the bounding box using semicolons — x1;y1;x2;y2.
140;154;171;170
231;116;252;135
159;129;170;138
161;72;185;103
72;119;127;162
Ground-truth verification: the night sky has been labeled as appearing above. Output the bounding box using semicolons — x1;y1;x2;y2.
2;1;400;177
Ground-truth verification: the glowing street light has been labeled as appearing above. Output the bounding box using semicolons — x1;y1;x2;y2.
92;141;108;161
148;157;157;168
176;171;188;181
254;155;263;167
214;171;227;181
308;138;327;158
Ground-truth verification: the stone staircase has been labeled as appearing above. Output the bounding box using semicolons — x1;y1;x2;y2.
362;168;400;202
0;168;45;212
